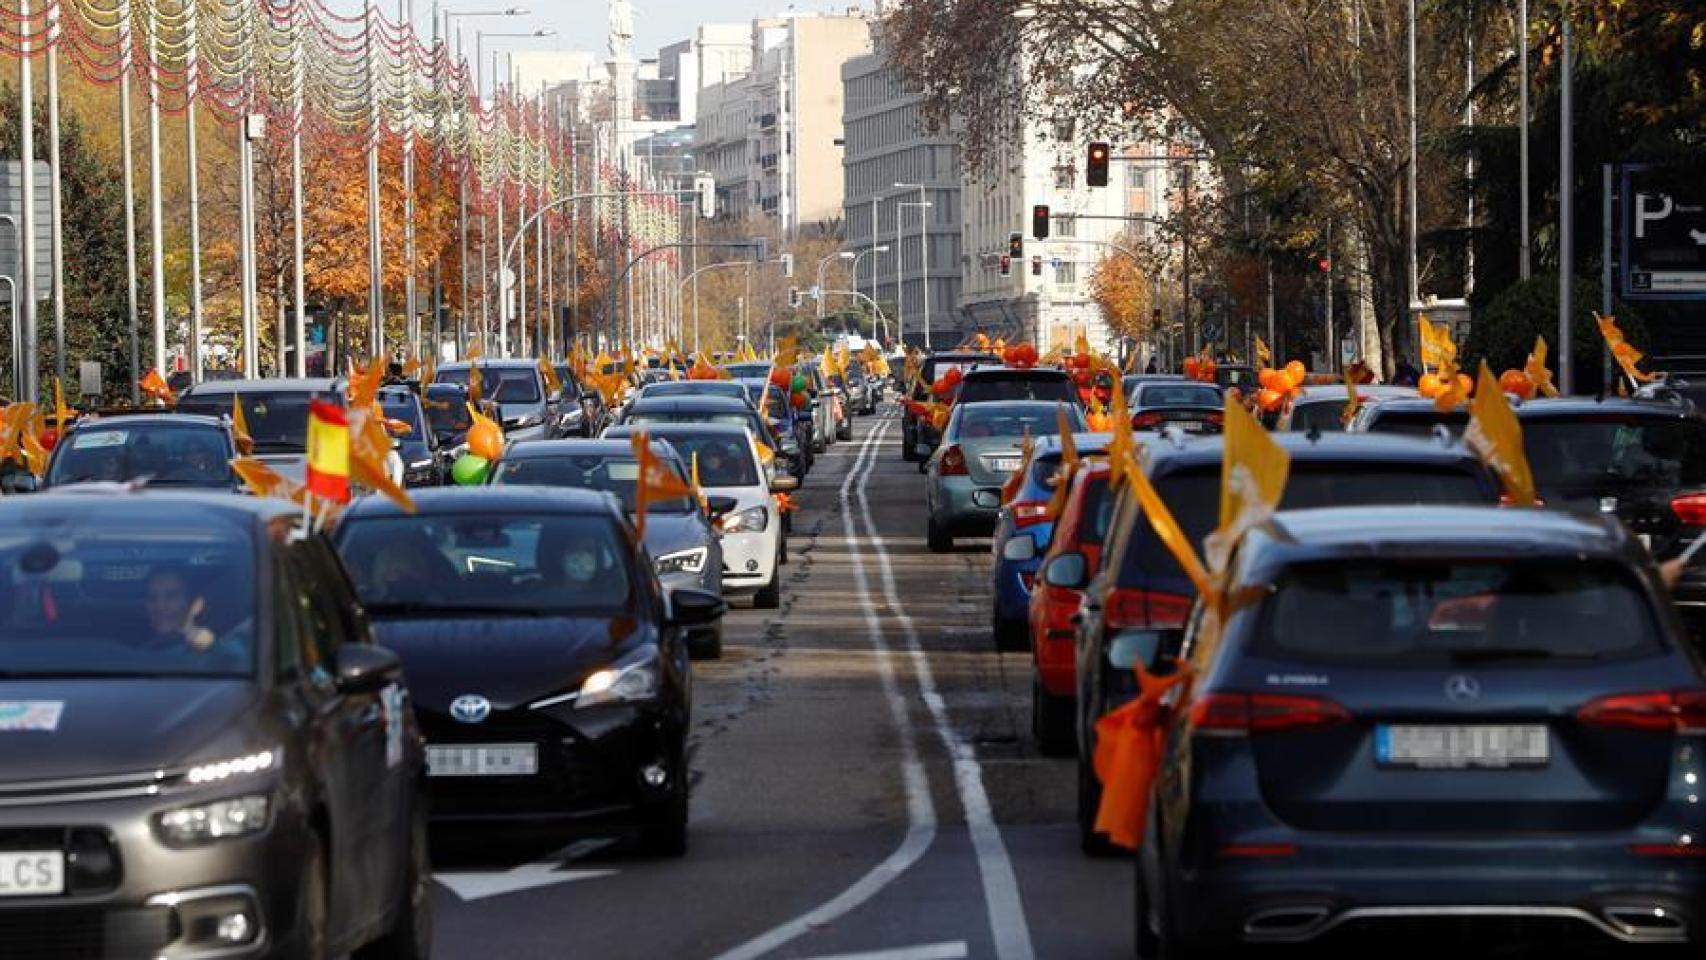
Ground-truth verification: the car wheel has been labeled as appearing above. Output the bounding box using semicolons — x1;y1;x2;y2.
639;742;689;857
1033;679;1076;758
1078;758;1117;857
753;563;782;609
902;426;917;462
354;803;432;960
994;615;1029;653
286;833;331;960
688;627;723;660
927;516;952;553
837;421;853;442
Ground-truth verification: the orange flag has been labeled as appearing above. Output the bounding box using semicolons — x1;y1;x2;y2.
629;432;696;542
231;396;255;456
1465;361;1537;507
1092;666;1191;850
1045;405;1080;520
140;369;175;405
1000;430;1035;505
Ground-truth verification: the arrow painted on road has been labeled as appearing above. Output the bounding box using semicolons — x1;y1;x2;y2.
435;837;618;902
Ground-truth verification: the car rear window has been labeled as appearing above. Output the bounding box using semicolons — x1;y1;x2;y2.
1366;409;1469;437
922;357;994;384
1288;399;1350;433
1118;463;1494;587
1523;414;1706;493
437;367;542;404
50;424;232;489
1135;384;1221;409
637;433;759;487
1257;559;1661;665
491;454;693;513
957;375;1079;404
955;405;1087;440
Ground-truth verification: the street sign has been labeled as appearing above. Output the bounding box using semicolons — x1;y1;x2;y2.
1622;165;1706;300
0;160;51;303
78;361;101;397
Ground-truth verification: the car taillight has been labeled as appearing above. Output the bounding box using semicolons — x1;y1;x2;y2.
940;444;968;476
1012;500;1050;529
1104;588;1191;630
1672;494;1706;526
1578;691;1706;733
1498;492;1546;507
1630;843;1706;857
1205;413;1224;428
1020;572;1036;591
1188;692;1351;734
1132;412;1164;429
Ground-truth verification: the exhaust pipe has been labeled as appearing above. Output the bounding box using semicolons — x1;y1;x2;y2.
1244;906;1331;940
1603;906;1687;941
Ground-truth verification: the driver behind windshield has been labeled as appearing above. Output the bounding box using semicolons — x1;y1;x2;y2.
143;567;217;653
539;526;627;598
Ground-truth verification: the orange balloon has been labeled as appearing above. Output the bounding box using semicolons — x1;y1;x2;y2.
468;414;503;462
1499;369;1534;399
1282;367;1306;392
1418;373;1443;398
1457;373;1474;396
1258;368;1281;391
1255;388;1285;412
1183;357;1201;379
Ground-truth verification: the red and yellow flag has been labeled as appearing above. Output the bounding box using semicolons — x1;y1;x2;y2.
305;400;351;503
629;432;696;542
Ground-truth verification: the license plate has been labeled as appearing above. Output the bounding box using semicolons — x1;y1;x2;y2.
0;851;64;896
1377;724;1548;769
427;743;539;777
989;457;1023;472
1172;419;1206;432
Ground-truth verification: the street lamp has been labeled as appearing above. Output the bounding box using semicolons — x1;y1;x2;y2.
480;27;557;356
816;251;856;318
850;245;889;341
478;28;556;102
898;196;933;349
444;8;529;98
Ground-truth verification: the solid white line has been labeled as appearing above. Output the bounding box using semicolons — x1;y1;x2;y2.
710;416;937;960
800;941;969;960
854;432;1038;960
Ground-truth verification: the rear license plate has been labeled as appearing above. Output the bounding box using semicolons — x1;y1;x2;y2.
0;851;64;896
1377;724;1548;769
1172;419;1206;432
989;457;1023;472
427;743;539;777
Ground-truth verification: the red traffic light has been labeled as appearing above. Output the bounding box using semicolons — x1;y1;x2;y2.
1087;142;1111;187
999;255;1012;277
1032;205;1051;240
1318;257;1332;273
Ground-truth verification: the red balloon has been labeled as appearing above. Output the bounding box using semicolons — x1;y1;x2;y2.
790;390;808;409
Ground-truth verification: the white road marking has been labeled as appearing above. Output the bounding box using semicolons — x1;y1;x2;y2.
854;423;1038;960
800;941;970;960
435;863;617;902
711;417;937;960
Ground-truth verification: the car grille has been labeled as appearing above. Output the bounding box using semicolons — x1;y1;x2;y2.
0;771;173;809
0;905;176;960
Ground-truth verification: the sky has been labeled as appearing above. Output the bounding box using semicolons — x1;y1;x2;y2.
342;1;869;69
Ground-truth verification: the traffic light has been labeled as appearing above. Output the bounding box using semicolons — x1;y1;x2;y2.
694;175;716;219
780;253;794;278
788;286;802;308
998;255;1011;277
1087;142;1110;187
1032;204;1050;240
1318;256;1332;273
1007;232;1023;258
1031;255;1043;277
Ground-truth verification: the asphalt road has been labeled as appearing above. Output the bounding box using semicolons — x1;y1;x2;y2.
428;408;1130;959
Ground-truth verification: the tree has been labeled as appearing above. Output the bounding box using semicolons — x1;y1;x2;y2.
1087;251;1153;343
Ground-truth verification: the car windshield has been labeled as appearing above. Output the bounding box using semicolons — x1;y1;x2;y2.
1523;415;1706;493
1136;384;1222;409
337;514;632;616
491;454;693;513
0;509;256;678
437;367;542;405
1119;463;1493;587
1367;409;1469;437
954;405;1087;440
645;381;744;399
380;400;424;440
637;433;759;487
923;358;992;383
1259;559;1659;665
956;376;1079;404
178;391;318;451
48;424;232;488
423;393;471;437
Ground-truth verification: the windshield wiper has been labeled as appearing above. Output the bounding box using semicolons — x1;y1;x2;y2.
362;601;544;618
1449;647;1603;664
252;440;305;454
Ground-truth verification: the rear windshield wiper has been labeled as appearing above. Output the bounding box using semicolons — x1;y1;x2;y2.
1449;647;1604;664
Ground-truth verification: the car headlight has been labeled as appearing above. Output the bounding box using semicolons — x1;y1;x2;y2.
506;414;543;430
408;458;434;471
155;795;271;846
723;505;769;534
576;661;658;709
186;749;277;786
656;547;708;575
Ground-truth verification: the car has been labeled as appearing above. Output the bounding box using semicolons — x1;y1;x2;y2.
1214;363;1259;393
638;379;749;402
605;423;796;609
988;432;1113;652
845;362;877;416
550;362;609;437
1349;395;1469;438
0;490;431;959
1027;460;1116;756
914;366;1078;462
1133;505;1706;955
721;362;773;381
795;364;838;453
334;487;723;856
420;382;501;453
1128;380;1225;434
434;359;565;441
1059;431;1505;852
1277;384;1419;432
925;401;1090;553
1121;373;1186;395
176;377;347;485
36;413;240;492
379;386;450;488
614;395;803;488
1516;396;1706;641
490;439;732;658
739;378;814;476
901;351;999;462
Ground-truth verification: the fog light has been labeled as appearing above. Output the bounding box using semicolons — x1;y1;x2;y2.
745;559;758;572
641;763;668;788
216;911;253;944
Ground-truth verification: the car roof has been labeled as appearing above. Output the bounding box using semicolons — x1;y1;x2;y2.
1514;395;1706;421
1148;430;1482;471
504;438;679;461
604;421;750;439
626;395;753;412
70;413;227;430
1251;505;1631;562
3;488;294;524
437;359;540;371
962;366;1069;380
342;485;620;520
1362;397;1469;415
1294;383;1417;400
179;377;343;396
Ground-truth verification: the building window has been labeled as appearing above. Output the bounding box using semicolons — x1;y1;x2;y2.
1053;165;1075;190
1055;261;1076;285
1053;216;1076;237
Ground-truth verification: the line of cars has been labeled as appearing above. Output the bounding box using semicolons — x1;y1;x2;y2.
950;362;1706;953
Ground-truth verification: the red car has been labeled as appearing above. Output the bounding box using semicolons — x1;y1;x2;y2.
1027;460;1114;756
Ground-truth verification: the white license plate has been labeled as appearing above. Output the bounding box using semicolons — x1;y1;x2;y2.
989;457;1023;472
0;851;64;896
1377;724;1548;769
1172;419;1206;432
427;743;539;777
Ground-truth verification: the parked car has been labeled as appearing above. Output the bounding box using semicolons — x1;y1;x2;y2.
35;412;240;492
379;385;449;488
605;423;796;609
1027;460;1116;756
989;432;1113;651
434;359;565;441
1058;431;1504;852
1133;505;1706;955
176;377;347;486
490;439;733;658
335;487;724;856
0;490;431;959
1128;380;1225;434
925;401;1089;553
902;351;999;462
1277;384;1419;432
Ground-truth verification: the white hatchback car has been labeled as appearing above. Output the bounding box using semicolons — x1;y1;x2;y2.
605;422;795;608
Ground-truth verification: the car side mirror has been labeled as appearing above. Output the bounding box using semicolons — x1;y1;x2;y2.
1041;551;1088;590
1108;628;1185;674
668;587;727;627
706;494;739;519
771;475;800;493
2;473;40;494
1001;534;1037;562
333;644;403;695
548;390;563;405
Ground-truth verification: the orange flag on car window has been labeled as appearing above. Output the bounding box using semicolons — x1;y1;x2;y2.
1465;361;1536;507
1045;405;1080;520
140;368;175;405
305;400;351;503
231;396;255;456
1001;430;1035;505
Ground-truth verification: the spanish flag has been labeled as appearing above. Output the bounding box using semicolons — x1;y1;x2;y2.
305;400;351;504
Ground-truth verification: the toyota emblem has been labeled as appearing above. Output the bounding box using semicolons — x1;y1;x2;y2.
1444;675;1481;702
449;694;492;724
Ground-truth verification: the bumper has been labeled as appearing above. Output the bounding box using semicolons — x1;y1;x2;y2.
931;477;1001;535
720;526;780;593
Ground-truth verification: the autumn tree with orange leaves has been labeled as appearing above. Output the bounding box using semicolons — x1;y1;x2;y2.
1087;251;1154;344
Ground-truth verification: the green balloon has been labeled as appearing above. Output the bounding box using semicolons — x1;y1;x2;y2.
790;373;807;392
452;454;491;486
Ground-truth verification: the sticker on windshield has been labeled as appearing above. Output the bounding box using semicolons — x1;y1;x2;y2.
380;684;405;768
71;431;126;450
0;701;63;731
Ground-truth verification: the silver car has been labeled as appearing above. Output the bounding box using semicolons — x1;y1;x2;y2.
174;377;348;487
924;400;1088;552
489;439;731;658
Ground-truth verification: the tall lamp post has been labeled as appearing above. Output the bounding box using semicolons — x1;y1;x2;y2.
851;244;889;341
479;28;557;355
816;251;855;318
895;182;930;348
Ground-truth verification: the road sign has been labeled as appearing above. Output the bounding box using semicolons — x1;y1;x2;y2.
0;161;51;303
1623;165;1706;300
78;361;101;397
